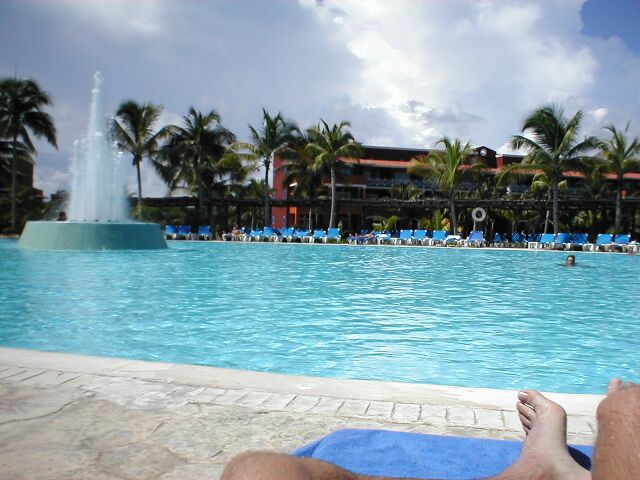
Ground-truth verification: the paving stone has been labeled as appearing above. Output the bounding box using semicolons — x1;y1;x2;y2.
502;410;523;431
338;399;370;416
213;389;248;405
568;415;594;435
392;403;421;422
365;401;394;417
447;406;475;425
420;404;447;424
190;387;226;404
309;397;344;414
21;371;80;386
474;409;505;430
3;369;44;382
236;391;271;407
260;392;295;410
0;367;27;380
166;386;206;404
286;395;321;412
58;374;103;389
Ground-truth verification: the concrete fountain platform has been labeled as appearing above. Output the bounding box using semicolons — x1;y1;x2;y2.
0;347;601;479
18;221;167;250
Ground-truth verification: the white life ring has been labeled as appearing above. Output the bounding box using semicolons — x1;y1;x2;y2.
472;207;487;222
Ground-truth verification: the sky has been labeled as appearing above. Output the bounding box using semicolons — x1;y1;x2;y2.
2;0;640;197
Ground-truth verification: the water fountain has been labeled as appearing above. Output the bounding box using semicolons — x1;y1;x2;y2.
19;73;167;250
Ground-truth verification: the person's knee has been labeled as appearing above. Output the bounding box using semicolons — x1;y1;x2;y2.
221;452;269;480
597;384;640;422
221;451;310;480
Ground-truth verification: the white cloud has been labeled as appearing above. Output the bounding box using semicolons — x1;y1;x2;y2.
299;0;636;149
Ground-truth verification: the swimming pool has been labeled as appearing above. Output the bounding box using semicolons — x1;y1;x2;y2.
1;239;637;394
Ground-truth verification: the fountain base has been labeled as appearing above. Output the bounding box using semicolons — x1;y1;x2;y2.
18;221;168;250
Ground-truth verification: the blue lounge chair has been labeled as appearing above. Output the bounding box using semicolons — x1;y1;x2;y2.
550;232;571;250
461;230;486;247
323;228;341;243
565;233;588;250
492;232;507;247
429;230;447;246
376;231;393;245
259;226;277;241
310;229;326;243
293;429;592;479
528;233;554;249
349;230;377;245
392;229;413;245
164;225;178;240
610;234;631;251
410;229;427;245
195;225;212;240
583;233;612;252
278;227;295;242
177;225;192;240
511;232;527;247
246;229;262;241
290;229;310;242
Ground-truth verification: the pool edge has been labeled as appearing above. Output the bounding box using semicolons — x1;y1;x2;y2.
0;346;603;417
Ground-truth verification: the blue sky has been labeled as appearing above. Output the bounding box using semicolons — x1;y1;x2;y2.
1;0;640;196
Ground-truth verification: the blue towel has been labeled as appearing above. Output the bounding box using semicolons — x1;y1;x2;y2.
292;429;592;479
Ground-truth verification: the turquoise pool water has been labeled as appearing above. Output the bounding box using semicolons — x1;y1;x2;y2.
1;239;638;394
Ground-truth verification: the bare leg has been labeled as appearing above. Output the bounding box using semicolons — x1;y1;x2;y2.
221;390;588;480
592;378;640;479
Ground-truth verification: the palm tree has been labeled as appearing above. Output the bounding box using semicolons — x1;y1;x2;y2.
386;182;424;201
156;108;236;224
305;120;362;229
408;137;482;234
227;109;297;227
0;78;57;231
112;100;165;209
280;130;325;230
501;105;596;235
597;123;640;233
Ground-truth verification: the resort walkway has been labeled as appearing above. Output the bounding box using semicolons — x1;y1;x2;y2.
0;348;601;479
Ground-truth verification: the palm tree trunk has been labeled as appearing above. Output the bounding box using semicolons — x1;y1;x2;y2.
308;207;313;230
135;158;143;214
10;135;18;232
551;176;559;235
198;180;205;220
543;208;550;234
614;180;623;233
263;158;271;227
329;167;337;229
449;192;457;234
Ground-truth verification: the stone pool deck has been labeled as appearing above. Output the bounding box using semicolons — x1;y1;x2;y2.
0;347;602;479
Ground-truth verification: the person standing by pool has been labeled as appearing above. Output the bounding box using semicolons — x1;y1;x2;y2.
221;379;640;480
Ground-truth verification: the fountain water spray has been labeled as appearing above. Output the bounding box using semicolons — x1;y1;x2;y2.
18;73;167;250
67;72;128;222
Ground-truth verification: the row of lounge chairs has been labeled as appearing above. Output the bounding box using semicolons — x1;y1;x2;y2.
346;229;487;247
520;232;632;252
164;225;213;240
242;227;342;243
163;225;637;252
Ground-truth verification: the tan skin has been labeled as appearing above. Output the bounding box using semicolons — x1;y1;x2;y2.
222;379;639;480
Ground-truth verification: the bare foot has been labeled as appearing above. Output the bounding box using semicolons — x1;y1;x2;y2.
496;390;589;479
